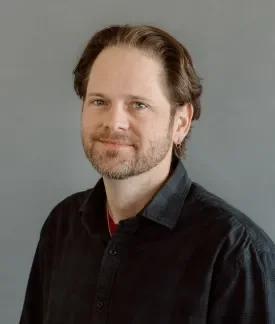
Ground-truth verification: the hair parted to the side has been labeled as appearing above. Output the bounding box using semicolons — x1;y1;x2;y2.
73;24;203;159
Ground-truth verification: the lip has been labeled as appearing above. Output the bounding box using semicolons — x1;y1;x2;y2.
99;140;131;147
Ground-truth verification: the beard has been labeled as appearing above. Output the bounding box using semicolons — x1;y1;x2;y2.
81;121;174;180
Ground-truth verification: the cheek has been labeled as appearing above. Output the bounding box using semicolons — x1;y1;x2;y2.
147;118;170;136
136;123;161;147
81;112;97;131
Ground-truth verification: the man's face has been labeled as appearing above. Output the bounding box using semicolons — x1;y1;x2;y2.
81;46;176;180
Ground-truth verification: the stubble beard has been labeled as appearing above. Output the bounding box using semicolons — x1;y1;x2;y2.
82;122;174;180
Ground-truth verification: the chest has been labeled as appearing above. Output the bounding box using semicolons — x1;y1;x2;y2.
44;225;215;324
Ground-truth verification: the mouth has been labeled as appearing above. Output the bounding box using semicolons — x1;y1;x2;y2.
98;140;132;148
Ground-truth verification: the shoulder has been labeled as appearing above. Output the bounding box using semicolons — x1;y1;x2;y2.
39;188;93;239
188;182;275;271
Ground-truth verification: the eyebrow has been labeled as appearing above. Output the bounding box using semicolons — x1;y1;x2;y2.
87;92;153;103
87;92;107;98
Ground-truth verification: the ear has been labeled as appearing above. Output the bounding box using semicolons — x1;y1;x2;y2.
173;103;194;143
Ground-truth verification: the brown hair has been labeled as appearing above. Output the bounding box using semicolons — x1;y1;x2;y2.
73;24;203;158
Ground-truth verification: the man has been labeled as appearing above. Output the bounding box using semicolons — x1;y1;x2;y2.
19;24;275;324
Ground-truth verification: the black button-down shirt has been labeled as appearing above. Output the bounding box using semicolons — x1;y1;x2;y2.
19;158;275;324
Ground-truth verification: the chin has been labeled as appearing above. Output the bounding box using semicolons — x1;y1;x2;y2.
97;167;132;180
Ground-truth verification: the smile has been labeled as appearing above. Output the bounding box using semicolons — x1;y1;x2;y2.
98;140;131;148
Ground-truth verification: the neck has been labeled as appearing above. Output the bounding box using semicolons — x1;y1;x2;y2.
103;155;174;224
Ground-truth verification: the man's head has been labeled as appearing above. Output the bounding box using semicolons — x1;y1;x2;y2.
73;25;202;179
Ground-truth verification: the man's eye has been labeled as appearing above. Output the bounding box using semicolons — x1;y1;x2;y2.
90;99;105;106
132;102;147;110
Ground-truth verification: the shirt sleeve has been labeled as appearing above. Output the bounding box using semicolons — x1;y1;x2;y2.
18;209;55;324
19;238;44;324
208;248;275;324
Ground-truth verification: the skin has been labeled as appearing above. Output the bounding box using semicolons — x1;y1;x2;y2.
81;45;193;224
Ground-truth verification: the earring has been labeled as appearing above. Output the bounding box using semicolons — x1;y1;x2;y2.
176;142;181;150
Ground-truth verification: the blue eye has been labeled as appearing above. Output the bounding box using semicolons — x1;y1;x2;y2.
90;99;105;106
132;102;147;110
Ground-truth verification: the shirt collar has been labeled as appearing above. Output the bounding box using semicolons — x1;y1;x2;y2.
79;157;192;235
138;157;192;229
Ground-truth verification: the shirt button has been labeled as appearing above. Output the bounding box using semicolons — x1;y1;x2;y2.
96;301;104;309
109;249;117;256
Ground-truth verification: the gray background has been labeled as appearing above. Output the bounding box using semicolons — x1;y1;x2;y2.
0;0;274;322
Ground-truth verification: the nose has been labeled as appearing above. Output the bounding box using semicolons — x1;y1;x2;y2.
102;103;130;131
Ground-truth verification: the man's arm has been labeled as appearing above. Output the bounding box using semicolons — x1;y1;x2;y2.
208;248;275;323
19;239;44;324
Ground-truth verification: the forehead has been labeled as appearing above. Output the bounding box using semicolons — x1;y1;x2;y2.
87;46;166;99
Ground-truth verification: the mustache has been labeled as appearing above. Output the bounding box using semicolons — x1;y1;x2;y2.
91;132;137;146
